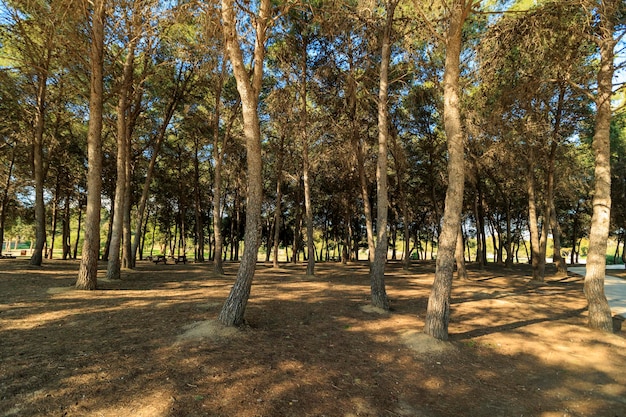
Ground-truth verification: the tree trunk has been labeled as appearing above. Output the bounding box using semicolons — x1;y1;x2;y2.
211;63;234;274
301;37;315;277
102;204;113;261
423;0;470;340
292;185;302;263
272;136;284;268
547;88;568;276
347;68;375;263
193;135;204;262
48;178;60;259
370;0;397;310
455;224;468;280
30;63;50;266
122;145;133;268
107;40;134;279
0;147;16;256
76;0;106;290
585;8;616;332
218;0;271;326
527;157;546;282
73;200;83;259
131;68;191;264
62;194;71;260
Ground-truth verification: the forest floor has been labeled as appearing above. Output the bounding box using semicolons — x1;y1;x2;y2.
1;259;625;417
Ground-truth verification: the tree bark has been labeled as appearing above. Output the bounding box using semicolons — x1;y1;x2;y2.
107;38;135;279
30;65;50;266
300;35;315;277
370;0;397;310
0;146;16;256
211;63;231;274
585;4;616;332
347;66;375;263
218;0;271;326
73;200;83;259
62;194;71;260
547;87;568;275
76;0;106;290
455;224;468;280
527;155;546;282
272;136;285;268
130;68;191;264
423;0;471;340
48;179;59;259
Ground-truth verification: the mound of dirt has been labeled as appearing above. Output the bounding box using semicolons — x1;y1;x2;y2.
400;330;457;355
176;319;240;342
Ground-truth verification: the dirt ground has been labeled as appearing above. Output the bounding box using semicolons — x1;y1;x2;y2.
1;259;625;417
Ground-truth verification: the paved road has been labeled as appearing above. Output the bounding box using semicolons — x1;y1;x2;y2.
569;265;626;319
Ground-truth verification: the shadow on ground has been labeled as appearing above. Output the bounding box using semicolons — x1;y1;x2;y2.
1;259;625;416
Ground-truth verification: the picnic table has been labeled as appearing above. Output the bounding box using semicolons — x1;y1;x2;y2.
148;254;187;265
152;255;167;264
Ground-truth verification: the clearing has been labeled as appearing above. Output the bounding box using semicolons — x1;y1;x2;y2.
1;259;625;417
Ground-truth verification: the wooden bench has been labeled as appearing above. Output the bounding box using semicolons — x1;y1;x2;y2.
174;255;187;264
1;253;16;259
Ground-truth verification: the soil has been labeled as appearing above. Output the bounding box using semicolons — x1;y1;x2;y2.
1;259;625;417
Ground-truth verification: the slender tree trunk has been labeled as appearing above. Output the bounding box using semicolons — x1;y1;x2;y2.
73;201;83;259
272;136;284;268
62;194;71;260
423;0;471;340
473;189;484;268
218;0;271;326
211;63;231;274
527;157;545;282
131;70;190;264
76;0;106;290
504;203;513;267
585;8;616;332
300;37;315;276
48;180;60;259
370;0;397;310
0;148;16;256
455;224;468;280
107;41;134;279
547;88;568;275
347;67;375;263
193;135;204;262
292;185;302;263
122;147;132;268
31;64;50;266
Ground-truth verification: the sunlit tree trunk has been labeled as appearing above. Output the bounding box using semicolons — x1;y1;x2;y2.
48;177;60;259
300;35;315;276
272;136;284;268
527;153;546;282
131;70;189;264
76;0;106;290
346;59;375;263
218;0;271;326
455;224;468;280
107;38;135;279
31;65;50;266
62;194;71;260
585;1;616;332
0;147;16;256
424;0;472;340
547;87;567;275
73;199;83;259
370;0;397;310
